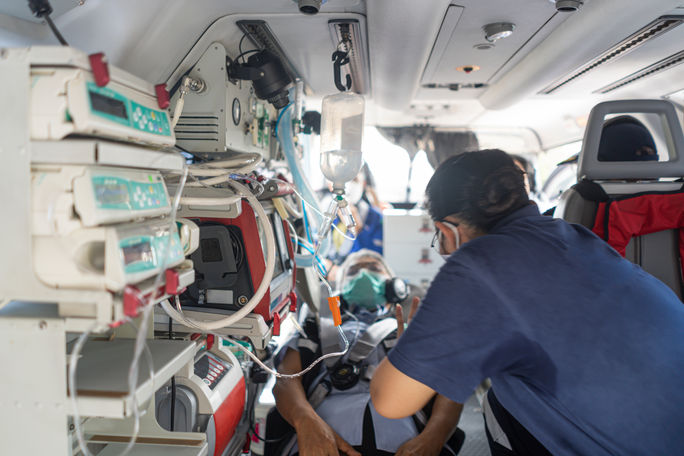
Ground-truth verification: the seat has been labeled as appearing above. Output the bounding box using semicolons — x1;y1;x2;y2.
556;100;684;300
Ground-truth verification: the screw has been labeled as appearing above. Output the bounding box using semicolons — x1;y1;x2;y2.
39;321;47;330
69;424;75;431
238;296;248;305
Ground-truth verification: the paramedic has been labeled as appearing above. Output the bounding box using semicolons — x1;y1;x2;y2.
272;249;464;456
370;149;684;455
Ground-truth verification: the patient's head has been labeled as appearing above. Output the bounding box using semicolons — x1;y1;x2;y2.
598;116;658;162
337;249;393;309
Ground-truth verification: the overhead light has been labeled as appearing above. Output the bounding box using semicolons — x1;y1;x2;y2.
552;0;583;12
484;22;515;43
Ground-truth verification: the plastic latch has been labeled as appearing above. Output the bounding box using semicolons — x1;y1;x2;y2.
289;292;297;313
123;286;140;318
206;334;215;350
165;269;180;295
272;312;281;336
88;53;110;87
155;83;170;109
328;296;342;326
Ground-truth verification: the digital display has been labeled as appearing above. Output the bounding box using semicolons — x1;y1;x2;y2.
201;238;223;263
94;182;129;205
89;91;128;120
122;241;153;266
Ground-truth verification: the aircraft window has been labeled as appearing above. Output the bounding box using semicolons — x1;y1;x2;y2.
537;142;581;212
363;127;434;204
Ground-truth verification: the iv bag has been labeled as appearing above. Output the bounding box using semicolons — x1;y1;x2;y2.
320;93;365;191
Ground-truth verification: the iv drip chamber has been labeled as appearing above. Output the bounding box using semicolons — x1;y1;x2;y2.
319;93;365;191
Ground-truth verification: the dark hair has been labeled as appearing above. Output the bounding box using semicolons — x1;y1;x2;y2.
425;149;529;231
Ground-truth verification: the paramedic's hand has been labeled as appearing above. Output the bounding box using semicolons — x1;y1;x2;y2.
396;297;420;338
395;431;443;456
295;412;361;456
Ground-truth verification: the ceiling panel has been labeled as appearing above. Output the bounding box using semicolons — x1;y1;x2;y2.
420;0;566;87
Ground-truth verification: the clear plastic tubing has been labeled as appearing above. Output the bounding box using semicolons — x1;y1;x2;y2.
320;92;365;193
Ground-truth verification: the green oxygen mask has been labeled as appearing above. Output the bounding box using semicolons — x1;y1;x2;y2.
341;269;387;309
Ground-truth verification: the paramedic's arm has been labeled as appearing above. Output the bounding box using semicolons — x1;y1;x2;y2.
272;348;360;456
396;394;463;456
370;357;437;418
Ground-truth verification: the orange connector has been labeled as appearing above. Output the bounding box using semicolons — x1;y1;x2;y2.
328;296;342;326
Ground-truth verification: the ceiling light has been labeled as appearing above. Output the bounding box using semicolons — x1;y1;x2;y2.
474;43;495;51
484;22;515;43
552;0;583;12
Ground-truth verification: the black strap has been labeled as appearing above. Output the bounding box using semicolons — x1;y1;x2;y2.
572;179;609;202
361;402;378;454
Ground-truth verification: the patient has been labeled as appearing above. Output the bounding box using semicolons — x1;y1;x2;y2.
270;249;464;456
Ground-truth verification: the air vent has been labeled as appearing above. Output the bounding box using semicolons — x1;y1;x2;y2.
539;16;684;94
328;19;371;94
595;50;684;94
175;115;221;150
237;20;309;94
422;82;488;91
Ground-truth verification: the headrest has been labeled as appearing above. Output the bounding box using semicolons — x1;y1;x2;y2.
578;100;684;180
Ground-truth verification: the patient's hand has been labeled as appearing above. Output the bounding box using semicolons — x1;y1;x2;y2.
295;412;361;456
396;296;420;338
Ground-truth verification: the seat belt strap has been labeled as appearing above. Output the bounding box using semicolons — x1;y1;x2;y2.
347;318;398;364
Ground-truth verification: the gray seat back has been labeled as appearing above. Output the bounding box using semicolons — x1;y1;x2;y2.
556;100;684;300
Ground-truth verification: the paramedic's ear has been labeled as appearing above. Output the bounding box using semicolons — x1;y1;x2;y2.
435;221;462;254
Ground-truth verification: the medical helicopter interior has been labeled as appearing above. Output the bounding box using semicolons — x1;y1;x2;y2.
1;0;684;455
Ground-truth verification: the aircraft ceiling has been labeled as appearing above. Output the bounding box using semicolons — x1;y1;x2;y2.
1;0;684;149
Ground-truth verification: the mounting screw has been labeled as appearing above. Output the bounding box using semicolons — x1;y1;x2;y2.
238;296;248;306
39;321;47;330
69;423;75;431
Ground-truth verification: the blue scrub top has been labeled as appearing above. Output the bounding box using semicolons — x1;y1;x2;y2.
388;204;684;455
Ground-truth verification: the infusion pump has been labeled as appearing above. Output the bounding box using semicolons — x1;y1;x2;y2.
27;46;175;147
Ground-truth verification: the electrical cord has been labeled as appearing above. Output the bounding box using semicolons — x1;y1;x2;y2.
44;14;68;45
168;317;176;432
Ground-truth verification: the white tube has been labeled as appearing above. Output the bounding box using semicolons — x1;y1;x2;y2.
162;179;276;331
179;195;241;206
170;96;185;129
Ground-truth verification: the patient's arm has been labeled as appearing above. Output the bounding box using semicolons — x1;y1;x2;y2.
272;348;360;456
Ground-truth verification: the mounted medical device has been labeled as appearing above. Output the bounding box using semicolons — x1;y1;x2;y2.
28;46;175;147
180;199;297;337
156;338;246;456
0;46;190;326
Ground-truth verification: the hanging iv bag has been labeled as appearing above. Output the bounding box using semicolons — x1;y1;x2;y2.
319;92;365;192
